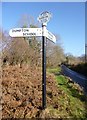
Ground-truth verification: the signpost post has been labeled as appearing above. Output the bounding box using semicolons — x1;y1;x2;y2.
9;11;56;110
42;23;46;109
37;11;52;109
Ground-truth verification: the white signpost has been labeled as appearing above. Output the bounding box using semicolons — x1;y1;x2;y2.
9;27;56;43
9;28;42;37
9;11;56;110
45;29;56;43
37;11;56;109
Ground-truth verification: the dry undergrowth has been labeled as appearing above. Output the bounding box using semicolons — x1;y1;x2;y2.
2;65;63;118
1;65;86;119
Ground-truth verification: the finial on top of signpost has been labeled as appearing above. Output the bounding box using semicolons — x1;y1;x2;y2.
37;11;52;26
37;11;56;43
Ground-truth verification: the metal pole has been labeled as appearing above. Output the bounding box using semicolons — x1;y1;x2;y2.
42;23;47;109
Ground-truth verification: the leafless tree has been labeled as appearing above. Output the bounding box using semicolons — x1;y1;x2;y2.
46;40;65;67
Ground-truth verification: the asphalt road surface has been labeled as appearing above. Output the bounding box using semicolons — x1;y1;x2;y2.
61;65;87;94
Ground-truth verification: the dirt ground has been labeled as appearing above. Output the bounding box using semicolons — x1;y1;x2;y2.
1;65;63;118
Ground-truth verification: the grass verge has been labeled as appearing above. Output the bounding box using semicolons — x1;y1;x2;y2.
47;67;87;119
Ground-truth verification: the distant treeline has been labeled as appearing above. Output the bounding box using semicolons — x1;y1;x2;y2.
68;63;87;77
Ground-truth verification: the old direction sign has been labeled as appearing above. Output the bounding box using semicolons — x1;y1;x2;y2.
45;29;56;43
9;27;56;43
9;28;42;37
37;11;52;24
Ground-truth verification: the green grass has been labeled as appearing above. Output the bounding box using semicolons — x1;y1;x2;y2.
47;67;87;119
47;67;61;74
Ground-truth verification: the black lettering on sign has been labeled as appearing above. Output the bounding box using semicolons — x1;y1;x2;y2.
12;29;21;32
22;29;29;32
23;32;36;36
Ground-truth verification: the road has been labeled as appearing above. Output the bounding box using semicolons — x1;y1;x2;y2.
61;65;87;94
